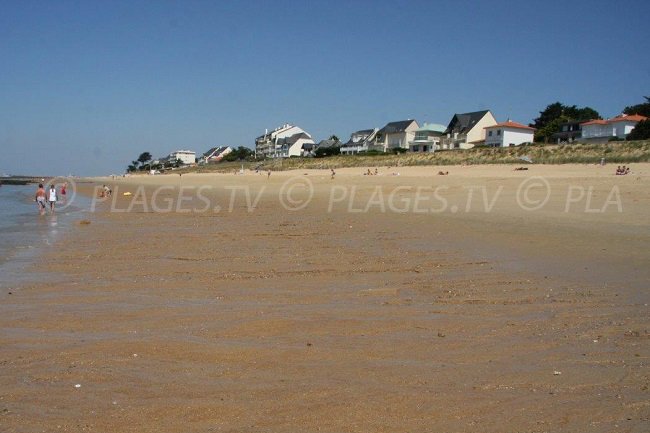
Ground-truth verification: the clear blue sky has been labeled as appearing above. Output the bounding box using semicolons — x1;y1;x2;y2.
1;0;648;176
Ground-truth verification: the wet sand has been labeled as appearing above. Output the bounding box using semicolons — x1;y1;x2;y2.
1;164;649;432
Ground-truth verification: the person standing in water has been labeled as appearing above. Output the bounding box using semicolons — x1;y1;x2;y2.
35;183;46;215
48;184;58;213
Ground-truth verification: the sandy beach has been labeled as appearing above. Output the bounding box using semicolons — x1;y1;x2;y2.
1;164;649;432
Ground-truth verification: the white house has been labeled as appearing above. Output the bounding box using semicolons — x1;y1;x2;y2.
580;114;647;142
255;124;315;158
409;123;446;152
169;150;196;165
201;146;233;163
281;132;316;157
441;110;497;149
340;128;378;154
484;120;535;147
372;120;419;152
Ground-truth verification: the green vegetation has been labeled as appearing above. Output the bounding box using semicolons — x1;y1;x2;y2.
623;96;650;117
127;152;153;172
314;146;340;158
531;102;600;142
627;120;650;140
222;146;254;162
177;140;650;173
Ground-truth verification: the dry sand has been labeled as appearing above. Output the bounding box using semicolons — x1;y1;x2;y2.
1;164;649;432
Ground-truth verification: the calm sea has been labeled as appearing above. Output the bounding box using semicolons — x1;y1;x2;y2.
0;183;91;288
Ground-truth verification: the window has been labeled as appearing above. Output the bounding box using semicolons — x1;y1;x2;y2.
488;131;493;136
497;130;501;136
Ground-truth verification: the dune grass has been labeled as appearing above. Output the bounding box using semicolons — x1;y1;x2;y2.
180;140;650;173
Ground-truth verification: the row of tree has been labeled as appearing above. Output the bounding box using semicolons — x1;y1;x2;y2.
127;152;153;172
531;97;650;142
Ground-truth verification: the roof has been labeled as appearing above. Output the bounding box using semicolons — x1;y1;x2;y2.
203;146;229;157
485;121;535;131
446;110;490;134
609;114;647;123
279;132;312;146
317;139;342;148
352;129;375;136
378;120;417;134
581;114;647;126
581;119;608;126
416;123;446;133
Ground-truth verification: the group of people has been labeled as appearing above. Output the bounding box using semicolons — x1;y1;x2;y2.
35;182;66;215
364;168;379;176
615;165;631;175
99;184;112;198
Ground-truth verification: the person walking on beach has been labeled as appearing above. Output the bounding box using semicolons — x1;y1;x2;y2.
48;184;57;213
60;182;67;203
267;170;271;179
35;183;46;215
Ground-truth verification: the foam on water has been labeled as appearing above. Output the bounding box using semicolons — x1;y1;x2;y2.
0;183;92;288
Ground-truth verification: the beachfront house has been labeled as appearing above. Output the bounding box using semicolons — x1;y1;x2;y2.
169;150;196;165
340;128;378;155
552;121;583;143
255;124;315;158
409;123;446;152
372;120;419;152
440;110;497;149
484;120;535;147
580;114;648;143
202;146;233;164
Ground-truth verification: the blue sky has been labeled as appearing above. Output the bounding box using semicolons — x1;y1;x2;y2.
1;0;649;176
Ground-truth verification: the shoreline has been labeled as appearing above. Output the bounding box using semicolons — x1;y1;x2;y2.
1;164;648;431
0;184;97;290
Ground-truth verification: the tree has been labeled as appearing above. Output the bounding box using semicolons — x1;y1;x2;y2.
626;119;650;140
623;97;650;117
314;146;341;158
328;135;340;142
531;102;601;142
223;146;254;162
136;152;152;171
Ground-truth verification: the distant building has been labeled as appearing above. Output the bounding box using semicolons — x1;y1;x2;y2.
484;121;535;147
313;139;342;155
202;146;233;163
169;150;196;165
255;124;315;158
409;123;446;152
441;110;497;149
580;114;648;143
340;128;378;155
372;120;419;152
552;121;583;143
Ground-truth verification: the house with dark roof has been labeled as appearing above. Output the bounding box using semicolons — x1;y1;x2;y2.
372;120;419;152
441;110;497;149
340;128;378;154
552;121;583;143
201;146;233;163
274;132;316;157
255;124;315;158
